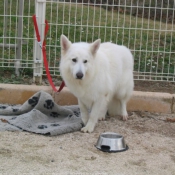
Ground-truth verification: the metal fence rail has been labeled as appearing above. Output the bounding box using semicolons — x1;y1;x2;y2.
0;0;175;82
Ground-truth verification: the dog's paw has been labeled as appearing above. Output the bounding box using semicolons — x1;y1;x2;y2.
98;115;106;121
81;127;94;133
122;114;128;121
81;123;95;133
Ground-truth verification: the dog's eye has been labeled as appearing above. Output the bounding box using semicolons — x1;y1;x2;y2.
84;60;87;63
72;58;77;63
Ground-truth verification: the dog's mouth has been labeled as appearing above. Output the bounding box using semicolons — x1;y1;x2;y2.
76;78;83;80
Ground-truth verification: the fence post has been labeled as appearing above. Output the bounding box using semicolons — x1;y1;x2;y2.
33;0;46;83
15;0;24;76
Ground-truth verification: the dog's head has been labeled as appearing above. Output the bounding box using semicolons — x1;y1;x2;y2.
60;35;101;80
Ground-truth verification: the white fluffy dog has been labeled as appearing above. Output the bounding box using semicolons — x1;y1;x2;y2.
60;35;134;133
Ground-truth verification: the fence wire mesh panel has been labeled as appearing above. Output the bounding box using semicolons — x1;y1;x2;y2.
0;0;35;77
0;0;175;82
45;0;175;82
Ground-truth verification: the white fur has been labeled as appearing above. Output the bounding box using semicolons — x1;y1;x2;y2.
60;34;134;133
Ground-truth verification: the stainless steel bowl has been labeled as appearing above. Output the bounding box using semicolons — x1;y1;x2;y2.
95;132;128;152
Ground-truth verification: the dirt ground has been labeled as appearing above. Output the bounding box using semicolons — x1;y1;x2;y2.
0;111;175;175
0;81;175;175
134;81;175;94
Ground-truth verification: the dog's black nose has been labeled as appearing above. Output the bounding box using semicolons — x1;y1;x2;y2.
76;72;83;79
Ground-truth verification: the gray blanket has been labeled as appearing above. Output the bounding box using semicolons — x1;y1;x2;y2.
0;91;83;136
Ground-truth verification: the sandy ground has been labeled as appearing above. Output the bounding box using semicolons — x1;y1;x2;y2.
0;111;175;175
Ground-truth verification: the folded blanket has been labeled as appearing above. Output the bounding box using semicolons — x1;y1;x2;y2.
0;91;83;136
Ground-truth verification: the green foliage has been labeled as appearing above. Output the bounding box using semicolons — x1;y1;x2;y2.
0;1;174;84
0;67;33;84
45;3;175;76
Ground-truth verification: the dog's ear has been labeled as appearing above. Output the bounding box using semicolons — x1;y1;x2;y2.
90;39;101;55
60;35;71;55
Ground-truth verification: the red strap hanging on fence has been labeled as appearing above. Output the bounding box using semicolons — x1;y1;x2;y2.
32;15;65;92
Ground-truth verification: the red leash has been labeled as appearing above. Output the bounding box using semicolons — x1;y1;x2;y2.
32;15;65;92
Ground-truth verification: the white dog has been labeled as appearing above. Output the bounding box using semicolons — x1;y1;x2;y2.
60;35;134;133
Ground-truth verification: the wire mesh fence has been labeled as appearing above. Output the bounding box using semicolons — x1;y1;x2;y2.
0;0;35;76
0;0;175;82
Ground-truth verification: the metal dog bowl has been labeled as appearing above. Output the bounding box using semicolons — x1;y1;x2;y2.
95;132;128;152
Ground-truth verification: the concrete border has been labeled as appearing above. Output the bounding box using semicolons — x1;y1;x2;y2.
0;83;174;114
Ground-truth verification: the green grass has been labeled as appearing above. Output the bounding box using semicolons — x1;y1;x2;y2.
45;3;175;78
0;1;175;83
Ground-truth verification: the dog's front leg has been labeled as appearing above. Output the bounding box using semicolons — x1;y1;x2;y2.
78;99;89;126
81;98;107;133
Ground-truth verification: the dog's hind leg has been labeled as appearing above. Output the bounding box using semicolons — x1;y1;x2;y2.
98;107;107;121
108;97;128;120
118;98;128;120
107;98;121;116
117;86;133;120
